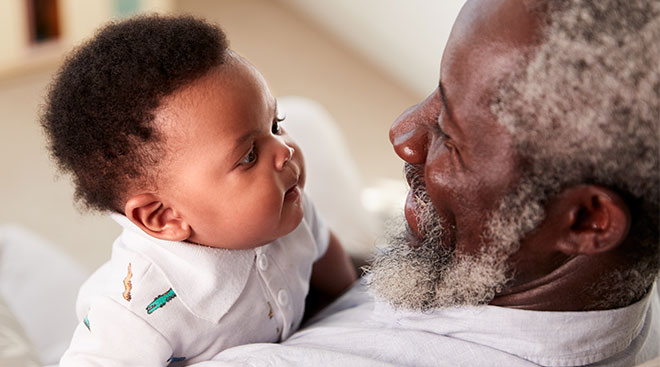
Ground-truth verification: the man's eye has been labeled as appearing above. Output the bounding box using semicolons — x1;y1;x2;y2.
436;112;450;140
436;124;449;140
240;146;257;165
435;122;458;154
272;116;285;134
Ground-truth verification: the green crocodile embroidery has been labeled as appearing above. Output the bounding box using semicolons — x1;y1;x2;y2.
83;315;90;331
146;288;176;314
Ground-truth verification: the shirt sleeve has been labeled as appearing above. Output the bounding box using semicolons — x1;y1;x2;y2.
60;296;174;367
301;192;330;261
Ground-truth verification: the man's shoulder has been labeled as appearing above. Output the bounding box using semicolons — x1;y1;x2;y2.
199;281;660;367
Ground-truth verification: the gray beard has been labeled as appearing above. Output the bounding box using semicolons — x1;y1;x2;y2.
366;164;545;311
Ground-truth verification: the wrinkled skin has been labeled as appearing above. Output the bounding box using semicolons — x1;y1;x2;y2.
380;0;632;311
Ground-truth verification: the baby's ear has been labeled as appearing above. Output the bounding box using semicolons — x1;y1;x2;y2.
124;193;191;242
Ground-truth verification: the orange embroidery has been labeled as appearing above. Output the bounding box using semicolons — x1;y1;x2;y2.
123;263;133;302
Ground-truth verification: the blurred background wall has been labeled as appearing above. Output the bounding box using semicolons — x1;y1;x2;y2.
0;0;464;270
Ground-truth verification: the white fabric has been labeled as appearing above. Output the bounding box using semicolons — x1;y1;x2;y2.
191;280;660;367
0;224;88;365
0;296;41;367
60;192;329;366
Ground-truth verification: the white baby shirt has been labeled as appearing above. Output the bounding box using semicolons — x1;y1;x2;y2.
60;193;329;366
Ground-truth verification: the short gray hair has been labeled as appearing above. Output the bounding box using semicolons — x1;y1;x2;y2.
491;0;660;307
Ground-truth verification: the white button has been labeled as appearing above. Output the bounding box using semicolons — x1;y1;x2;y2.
277;289;289;306
257;254;269;271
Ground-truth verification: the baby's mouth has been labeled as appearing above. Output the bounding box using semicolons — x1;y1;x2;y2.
284;182;300;201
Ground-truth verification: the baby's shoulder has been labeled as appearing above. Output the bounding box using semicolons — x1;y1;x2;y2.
77;247;182;321
73;252;205;361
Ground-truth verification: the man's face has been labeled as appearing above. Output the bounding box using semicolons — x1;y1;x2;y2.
370;0;543;309
153;53;306;249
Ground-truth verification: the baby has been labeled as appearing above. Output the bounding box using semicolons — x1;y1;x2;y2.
41;15;357;366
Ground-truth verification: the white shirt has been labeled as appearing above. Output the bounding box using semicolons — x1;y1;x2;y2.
60;193;329;366
193;280;660;367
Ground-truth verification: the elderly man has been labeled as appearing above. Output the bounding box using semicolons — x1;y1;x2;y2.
195;0;659;365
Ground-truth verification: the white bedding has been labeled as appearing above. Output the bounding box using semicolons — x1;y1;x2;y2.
0;224;88;365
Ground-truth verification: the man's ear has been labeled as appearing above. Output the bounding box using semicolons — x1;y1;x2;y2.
551;185;631;255
124;193;191;242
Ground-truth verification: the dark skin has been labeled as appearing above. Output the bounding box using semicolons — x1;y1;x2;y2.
389;0;632;311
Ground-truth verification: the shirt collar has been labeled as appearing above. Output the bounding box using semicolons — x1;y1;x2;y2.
373;284;655;366
111;213;255;324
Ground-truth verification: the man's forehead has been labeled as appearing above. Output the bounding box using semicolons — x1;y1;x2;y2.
450;0;542;45
439;0;543;112
442;0;541;72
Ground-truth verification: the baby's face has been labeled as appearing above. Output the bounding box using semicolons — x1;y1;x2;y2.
154;53;305;249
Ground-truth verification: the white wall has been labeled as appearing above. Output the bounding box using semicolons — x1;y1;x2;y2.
0;0;175;77
0;2;28;69
279;0;465;98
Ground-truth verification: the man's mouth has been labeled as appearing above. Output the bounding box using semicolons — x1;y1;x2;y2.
404;189;423;247
403;163;425;246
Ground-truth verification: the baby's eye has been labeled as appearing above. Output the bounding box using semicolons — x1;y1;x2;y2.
240;146;257;166
271;116;285;135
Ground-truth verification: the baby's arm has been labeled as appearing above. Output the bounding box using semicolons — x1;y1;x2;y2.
309;231;357;299
60;296;175;366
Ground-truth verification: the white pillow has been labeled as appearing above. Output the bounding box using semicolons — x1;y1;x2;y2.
0;295;41;366
0;224;89;364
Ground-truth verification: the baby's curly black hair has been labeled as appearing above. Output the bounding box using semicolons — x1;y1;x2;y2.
41;14;229;213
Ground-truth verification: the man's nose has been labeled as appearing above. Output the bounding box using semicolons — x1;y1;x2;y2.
274;139;295;170
389;105;428;164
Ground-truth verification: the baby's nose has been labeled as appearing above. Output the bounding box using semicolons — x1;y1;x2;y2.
275;143;294;170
